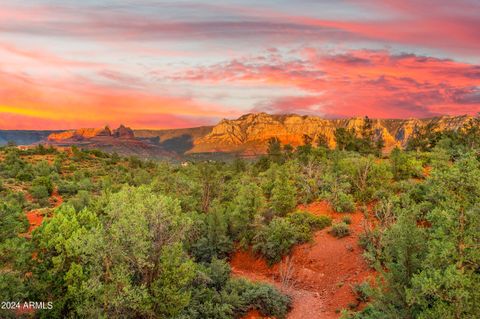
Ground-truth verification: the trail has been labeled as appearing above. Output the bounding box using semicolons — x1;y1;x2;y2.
232;201;374;319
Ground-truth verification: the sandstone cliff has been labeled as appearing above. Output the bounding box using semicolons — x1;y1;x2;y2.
190;113;473;154
47;125;140;142
48;126;113;141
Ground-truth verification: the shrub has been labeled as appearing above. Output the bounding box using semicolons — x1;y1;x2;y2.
241;281;292;318
287;211;332;230
30;184;49;203
190;209;234;263
352;282;370;303
390;147;423;180
57;180;78;196
16;167;34;182
332;192;356;213
330;222;350;238
67;190;90;211
77;177;93;191
342;216;352;225
254;212;331;265
32;176;53;195
223;278;291;319
253;218;297;265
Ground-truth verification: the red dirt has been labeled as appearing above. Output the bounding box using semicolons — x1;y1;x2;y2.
24;189;63;235
234;201;375;319
25;210;44;233
243;309;274;319
422;166;431;177
50;188;63;207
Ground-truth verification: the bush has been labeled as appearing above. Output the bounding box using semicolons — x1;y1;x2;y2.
253;218;299;265
241;281;292;318
331;222;350;238
223;278;292;319
390;147;423;180
342;216;352;225
67;190;90;211
254;212;331;265
332;192;356;213
32;176;53;195
184;266;291;319
190;209;234;263
352;282;370;303
286;211;332;243
30;184;49;203
287;211;332;230
57;180;78;196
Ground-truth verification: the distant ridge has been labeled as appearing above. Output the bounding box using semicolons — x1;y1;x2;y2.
190;113;472;154
1;113;474;157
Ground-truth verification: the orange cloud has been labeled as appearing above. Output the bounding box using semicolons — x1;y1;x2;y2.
176;49;480;118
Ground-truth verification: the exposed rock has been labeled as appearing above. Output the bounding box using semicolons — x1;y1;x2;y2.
42;113;473;157
112;125;135;139
48;127;112;141
191;113;472;154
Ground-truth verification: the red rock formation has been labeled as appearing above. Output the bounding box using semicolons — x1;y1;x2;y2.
48;126;111;141
112;124;135;139
191;113;472;154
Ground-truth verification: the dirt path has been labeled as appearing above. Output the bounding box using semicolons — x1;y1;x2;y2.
232;201;374;319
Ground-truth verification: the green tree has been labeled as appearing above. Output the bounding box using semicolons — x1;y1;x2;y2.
191;205;233;263
407;156;480;319
369;210;427;318
151;244;196;317
229;181;266;246
390;147;422;180
270;168;296;216
267;137;283;164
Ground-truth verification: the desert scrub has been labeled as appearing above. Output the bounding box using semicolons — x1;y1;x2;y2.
342;215;352;225
332;192;356;213
287;211;332;231
330;222;350;238
254;212;332;265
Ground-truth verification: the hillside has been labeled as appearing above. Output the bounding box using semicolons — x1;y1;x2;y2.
191;113;472;154
135;126;213;154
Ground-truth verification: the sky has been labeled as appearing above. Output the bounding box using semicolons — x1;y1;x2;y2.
0;0;479;129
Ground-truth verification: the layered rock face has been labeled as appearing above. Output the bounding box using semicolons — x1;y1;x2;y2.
48;125;130;141
191;113;473;154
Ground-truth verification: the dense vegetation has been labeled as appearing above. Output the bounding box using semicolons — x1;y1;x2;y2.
1;116;479;318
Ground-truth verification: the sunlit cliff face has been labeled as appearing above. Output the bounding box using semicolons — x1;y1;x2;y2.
0;0;479;129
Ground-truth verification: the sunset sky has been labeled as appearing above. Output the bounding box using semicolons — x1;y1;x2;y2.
1;0;479;129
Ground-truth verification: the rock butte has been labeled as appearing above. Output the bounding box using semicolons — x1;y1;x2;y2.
48;125;133;141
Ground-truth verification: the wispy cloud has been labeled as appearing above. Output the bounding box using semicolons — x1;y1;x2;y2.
174;48;480;118
0;0;479;128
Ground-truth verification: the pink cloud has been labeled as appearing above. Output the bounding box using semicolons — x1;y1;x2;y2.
175;49;480;118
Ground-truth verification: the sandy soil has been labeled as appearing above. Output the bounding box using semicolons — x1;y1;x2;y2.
233;201;375;319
